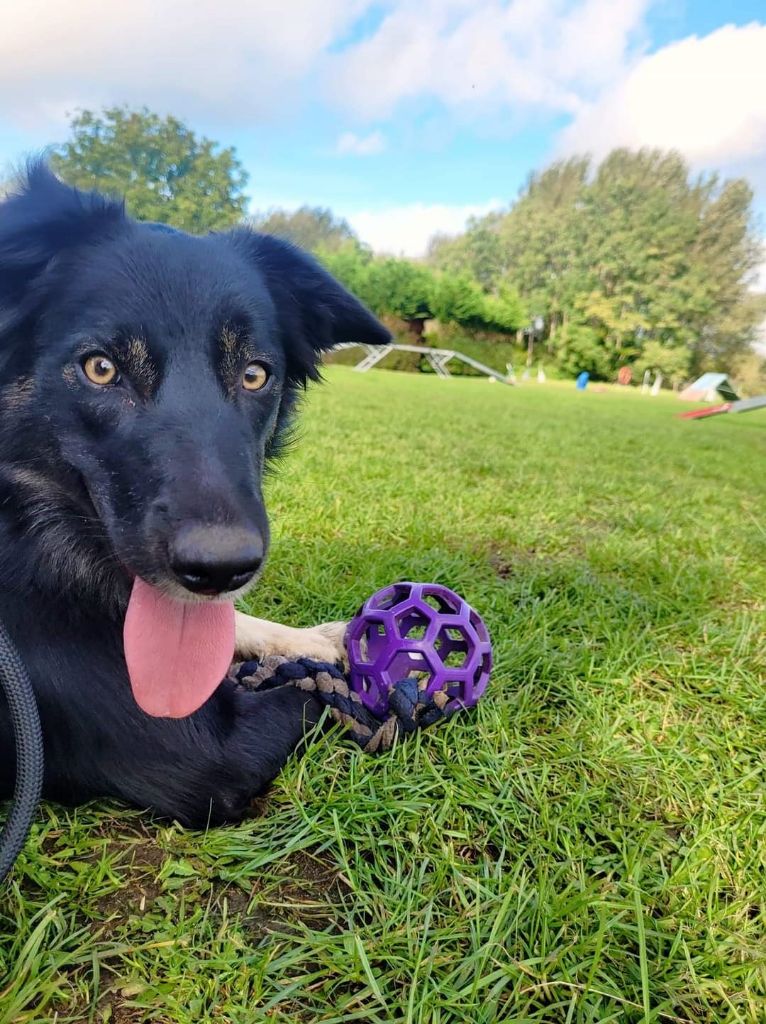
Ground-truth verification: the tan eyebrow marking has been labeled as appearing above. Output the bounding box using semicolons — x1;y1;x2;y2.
115;335;158;394
219;325;249;387
220;326;240;357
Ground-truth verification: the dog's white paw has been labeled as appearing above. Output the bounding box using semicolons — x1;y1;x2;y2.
296;621;349;668
234;612;349;666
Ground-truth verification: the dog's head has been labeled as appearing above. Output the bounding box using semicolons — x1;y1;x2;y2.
0;162;390;606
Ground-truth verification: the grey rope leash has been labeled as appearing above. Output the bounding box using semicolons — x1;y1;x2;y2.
0;619;43;882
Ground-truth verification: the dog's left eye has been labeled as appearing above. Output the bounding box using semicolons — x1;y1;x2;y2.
242;362;270;392
82;354;120;387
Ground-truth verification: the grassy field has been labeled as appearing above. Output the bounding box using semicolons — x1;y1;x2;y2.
1;366;765;1023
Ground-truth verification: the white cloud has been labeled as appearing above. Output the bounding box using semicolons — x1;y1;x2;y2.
0;0;655;131
336;130;387;156
0;0;368;128
558;23;766;173
325;0;652;119
345;199;503;256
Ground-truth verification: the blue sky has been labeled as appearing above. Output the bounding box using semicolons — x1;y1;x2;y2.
1;1;765;258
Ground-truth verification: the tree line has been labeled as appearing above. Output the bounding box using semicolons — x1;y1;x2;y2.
428;151;764;384
45;107;765;385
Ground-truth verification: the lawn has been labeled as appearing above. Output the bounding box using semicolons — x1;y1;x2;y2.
1;366;765;1023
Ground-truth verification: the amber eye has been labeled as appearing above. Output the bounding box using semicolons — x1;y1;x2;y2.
242;362;269;392
82;354;119;386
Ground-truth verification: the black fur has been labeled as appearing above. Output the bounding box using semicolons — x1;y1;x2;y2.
0;163;390;826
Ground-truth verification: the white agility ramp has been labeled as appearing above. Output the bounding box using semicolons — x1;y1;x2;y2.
334;342;512;384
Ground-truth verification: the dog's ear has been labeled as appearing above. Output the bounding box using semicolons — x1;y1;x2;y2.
0;161;124;318
228;229;391;383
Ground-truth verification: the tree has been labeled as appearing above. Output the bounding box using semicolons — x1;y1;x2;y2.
730;348;766;397
320;252;437;338
684;178;763;369
428;211;507;289
431;274;524;334
432;148;762;379
574;151;762;374
321;245;524;341
251;206;358;253
364;259;436;338
576;150;702;360
51;107;249;233
556;323;613;379
497;157;590;342
633;340;691;388
431;273;485;327
483;285;527;333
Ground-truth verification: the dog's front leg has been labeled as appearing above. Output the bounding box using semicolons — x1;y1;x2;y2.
234;611;348;666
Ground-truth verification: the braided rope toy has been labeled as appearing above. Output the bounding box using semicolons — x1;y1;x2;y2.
232;582;492;753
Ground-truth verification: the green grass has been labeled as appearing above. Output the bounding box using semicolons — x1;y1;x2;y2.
2;367;766;1023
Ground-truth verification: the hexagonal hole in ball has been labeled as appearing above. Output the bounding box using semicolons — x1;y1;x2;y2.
434;625;471;669
358;620;388;663
387;649;433;688
370;583;412;611
422;587;461;614
396;608;431;641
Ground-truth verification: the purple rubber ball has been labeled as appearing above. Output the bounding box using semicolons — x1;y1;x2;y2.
346;581;492;717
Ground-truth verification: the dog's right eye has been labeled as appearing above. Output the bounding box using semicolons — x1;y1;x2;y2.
242;361;270;392
82;354;119;387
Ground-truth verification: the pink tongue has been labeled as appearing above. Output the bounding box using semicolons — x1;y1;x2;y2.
124;578;235;718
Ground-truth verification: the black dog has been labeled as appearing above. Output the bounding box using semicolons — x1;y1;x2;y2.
0;163;389;825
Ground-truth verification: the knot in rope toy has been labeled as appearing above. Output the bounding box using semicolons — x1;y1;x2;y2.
231;656;458;753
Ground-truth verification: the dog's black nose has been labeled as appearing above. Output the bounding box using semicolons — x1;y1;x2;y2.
170;525;264;596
